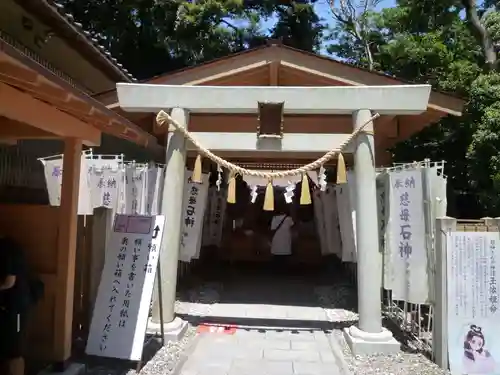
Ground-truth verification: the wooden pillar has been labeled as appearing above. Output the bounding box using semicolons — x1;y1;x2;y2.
53;138;82;367
89;207;113;317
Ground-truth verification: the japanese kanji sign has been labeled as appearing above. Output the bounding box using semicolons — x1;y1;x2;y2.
179;172;209;262
388;169;428;304
85;214;165;360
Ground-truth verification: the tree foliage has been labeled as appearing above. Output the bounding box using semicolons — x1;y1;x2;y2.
61;0;500;217
59;0;324;79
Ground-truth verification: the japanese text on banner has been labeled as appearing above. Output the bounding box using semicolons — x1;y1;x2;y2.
389;169;428;304
180;174;209;262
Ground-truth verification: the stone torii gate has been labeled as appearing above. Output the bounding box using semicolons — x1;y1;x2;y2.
116;83;432;355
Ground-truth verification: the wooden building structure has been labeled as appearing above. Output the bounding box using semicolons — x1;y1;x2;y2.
0;0;160;371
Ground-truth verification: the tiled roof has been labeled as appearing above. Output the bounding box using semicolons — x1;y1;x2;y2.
23;0;136;82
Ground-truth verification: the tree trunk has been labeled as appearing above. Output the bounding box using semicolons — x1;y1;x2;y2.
462;0;498;71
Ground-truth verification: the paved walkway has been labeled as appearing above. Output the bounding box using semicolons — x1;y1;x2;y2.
175;265;358;324
178;328;346;375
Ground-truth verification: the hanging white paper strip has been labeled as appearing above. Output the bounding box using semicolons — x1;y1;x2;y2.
388;168;428;304
179;172;210;262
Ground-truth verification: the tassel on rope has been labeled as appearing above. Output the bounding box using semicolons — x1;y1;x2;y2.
263;179;274;211
227;172;237;204
336;153;347;184
300;173;312;205
191;154;203;183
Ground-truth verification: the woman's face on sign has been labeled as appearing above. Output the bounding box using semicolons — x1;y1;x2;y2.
470;336;484;351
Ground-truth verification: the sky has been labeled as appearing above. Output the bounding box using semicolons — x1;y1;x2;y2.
261;0;397;31
260;0;397;54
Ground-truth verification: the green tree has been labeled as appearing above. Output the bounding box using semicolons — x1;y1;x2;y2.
328;0;500;217
59;0;325;79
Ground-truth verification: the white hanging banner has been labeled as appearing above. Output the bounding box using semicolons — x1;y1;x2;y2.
89;157;122;211
322;184;342;257
201;187;214;247
447;231;500;375
41;157;63;207
86;214;165;360
431;166;447;218
179;173;210;262
144;166;158;215
377;172;393;291
312;190;329;256
389;169;428;304
116;163;127;215
347;171;357;262
125;164;146;215
40;152;93;215
336;172;357;263
208;188;228;247
151;166;165;216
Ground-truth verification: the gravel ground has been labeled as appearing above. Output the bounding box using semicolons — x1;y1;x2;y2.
331;330;451;375
80;327;198;375
136;326;198;375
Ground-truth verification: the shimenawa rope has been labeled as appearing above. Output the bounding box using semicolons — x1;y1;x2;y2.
155;110;379;179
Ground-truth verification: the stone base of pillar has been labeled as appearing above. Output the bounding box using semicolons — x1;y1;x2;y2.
343;325;400;356
38;363;84;375
147;317;188;342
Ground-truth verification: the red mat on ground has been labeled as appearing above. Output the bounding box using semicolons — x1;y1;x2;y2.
197;324;237;334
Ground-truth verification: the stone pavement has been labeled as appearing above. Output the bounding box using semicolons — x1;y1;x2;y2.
178;328;347;375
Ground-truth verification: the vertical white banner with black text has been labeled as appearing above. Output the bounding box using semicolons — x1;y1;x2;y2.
389;169;428;304
179;173;210;262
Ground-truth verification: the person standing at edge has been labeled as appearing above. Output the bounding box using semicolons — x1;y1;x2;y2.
270;205;295;273
0;235;31;375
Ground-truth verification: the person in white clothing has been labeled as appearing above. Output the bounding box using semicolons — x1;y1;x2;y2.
270;207;295;272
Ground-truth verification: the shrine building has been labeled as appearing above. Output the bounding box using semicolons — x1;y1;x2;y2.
109;40;464;354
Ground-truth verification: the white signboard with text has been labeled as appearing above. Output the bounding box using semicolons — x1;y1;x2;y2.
447;232;500;375
388;169;428;304
86;214;165;360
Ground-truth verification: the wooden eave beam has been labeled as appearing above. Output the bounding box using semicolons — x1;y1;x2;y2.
0;82;101;145
275;47;464;116
0;49;159;150
0;117;57;139
103;43;463;117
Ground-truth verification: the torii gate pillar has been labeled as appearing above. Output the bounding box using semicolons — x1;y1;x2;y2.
148;107;189;340
342;109;400;355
